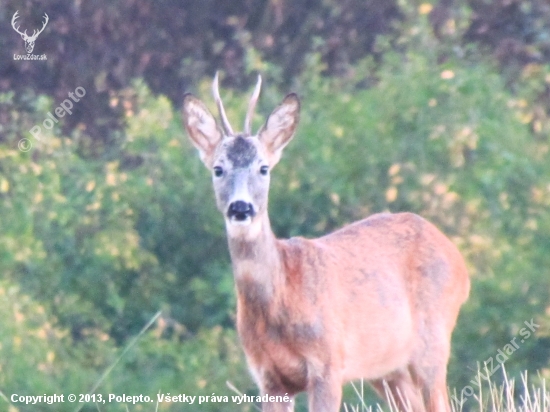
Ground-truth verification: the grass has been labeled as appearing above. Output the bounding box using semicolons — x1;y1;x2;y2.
2;309;546;412
343;367;549;412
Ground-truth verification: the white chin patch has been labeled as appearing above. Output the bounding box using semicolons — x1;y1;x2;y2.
228;216;252;226
225;216;261;239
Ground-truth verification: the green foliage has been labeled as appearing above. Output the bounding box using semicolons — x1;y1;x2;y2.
0;84;256;411
1;14;550;412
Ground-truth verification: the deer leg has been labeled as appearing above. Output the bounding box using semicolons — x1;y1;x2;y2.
409;365;451;412
427;377;451;412
409;330;452;412
371;368;426;412
261;393;295;412
307;375;343;412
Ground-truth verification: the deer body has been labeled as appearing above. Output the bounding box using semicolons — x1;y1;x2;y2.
182;74;470;412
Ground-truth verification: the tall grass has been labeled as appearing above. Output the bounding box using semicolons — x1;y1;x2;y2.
343;368;549;412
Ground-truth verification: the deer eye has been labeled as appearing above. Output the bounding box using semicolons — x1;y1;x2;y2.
213;166;224;177
260;166;269;176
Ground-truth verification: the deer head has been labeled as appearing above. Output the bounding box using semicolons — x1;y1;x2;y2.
12;11;49;54
182;73;300;237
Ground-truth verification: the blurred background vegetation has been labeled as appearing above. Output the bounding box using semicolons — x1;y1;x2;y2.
1;0;550;411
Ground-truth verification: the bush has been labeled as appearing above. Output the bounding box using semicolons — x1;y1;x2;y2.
1;19;549;411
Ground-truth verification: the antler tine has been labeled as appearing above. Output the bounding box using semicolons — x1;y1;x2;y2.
29;13;49;41
212;72;234;136
11;11;26;36
12;10;19;26
244;74;262;136
40;13;49;31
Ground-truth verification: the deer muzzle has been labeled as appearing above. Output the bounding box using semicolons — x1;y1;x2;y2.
227;201;255;222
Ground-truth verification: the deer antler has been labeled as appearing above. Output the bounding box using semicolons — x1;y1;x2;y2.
28;13;49;41
11;11;26;37
212;72;235;136
11;11;48;40
244;75;262;136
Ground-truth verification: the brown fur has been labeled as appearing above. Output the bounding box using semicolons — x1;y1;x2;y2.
231;213;469;412
182;80;470;412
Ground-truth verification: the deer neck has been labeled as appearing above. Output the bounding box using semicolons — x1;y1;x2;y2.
226;212;283;295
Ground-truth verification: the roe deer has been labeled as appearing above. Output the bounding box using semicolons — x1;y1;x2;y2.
182;73;470;412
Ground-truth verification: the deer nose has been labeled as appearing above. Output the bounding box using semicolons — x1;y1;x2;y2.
228;201;255;221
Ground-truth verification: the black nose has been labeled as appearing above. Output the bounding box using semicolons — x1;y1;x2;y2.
228;201;255;221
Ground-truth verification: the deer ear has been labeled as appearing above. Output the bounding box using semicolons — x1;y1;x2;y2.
182;94;223;167
258;93;300;166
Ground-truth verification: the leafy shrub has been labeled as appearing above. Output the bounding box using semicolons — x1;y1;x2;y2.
1;18;549;411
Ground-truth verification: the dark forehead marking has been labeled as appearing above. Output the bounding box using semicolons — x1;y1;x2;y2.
226;136;257;168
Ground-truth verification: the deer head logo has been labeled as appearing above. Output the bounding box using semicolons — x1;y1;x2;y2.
12;10;49;54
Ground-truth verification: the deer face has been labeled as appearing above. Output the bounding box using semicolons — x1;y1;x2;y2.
23;37;37;54
182;74;300;237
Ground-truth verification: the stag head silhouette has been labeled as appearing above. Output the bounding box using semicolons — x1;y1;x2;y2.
12;10;49;54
